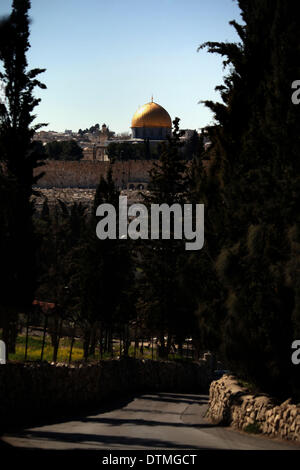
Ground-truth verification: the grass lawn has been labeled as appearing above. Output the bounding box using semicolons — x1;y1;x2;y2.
7;333;194;364
9;334;85;363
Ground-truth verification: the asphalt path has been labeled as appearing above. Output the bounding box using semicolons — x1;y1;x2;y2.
1;393;299;451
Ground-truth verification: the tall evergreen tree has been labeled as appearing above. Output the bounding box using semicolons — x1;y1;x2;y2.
141;118;196;358
196;0;300;398
0;0;46;353
74;167;134;358
183;130;201;161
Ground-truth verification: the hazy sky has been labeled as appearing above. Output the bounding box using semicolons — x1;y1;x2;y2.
0;0;242;133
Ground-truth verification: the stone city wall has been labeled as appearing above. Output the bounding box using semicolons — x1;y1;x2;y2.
208;374;299;442
0;358;212;430
34;160;155;188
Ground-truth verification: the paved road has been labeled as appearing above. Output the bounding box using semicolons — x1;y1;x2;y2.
1;393;298;450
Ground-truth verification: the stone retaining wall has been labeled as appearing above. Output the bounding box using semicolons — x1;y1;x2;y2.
0;359;211;430
34;160;154;188
208;374;299;441
33;159;199;189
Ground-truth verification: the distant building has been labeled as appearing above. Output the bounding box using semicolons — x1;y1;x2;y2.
33;130;77;144
35;99;174;161
131;98;172;140
82;124;113;161
82;100;172;161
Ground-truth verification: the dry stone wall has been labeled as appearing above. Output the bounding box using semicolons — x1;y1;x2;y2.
0;358;212;430
208;374;299;442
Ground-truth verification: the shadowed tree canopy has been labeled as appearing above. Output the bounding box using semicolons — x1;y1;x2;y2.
44;140;83;161
0;0;47;353
194;0;300;399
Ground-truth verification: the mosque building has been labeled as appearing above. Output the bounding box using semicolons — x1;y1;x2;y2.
82;99;172;161
131;98;172;140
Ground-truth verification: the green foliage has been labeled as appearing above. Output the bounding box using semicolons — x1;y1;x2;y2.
182;131;202;160
78;123;100;135
107;140;161;161
243;421;262;435
44;140;83;160
147;118;187;203
35;167;135;359
139;118;199;358
0;0;46;353
193;0;300;399
10;334;84;363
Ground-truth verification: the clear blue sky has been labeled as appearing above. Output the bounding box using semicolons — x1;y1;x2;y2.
0;0;242;133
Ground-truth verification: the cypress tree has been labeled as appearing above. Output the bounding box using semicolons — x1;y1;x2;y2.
197;0;300;398
75;167;134;358
0;0;46;353
141;118;196;358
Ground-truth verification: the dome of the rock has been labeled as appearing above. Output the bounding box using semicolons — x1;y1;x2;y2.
131;100;172;140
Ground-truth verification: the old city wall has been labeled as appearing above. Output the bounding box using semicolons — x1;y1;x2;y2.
208;375;300;442
0;359;212;430
34;160;155;188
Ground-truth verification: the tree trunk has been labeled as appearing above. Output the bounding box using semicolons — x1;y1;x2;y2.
2;308;18;356
89;323;97;357
68;328;75;364
123;325;130;358
108;328;113;358
104;328;108;354
140;338;144;356
119;333;122;358
166;334;172;357
158;333;168;359
83;328;91;360
151;336;154;360
99;327;103;359
52;318;63;363
41;315;48;361
24;312;30;361
50;313;59;347
9;320;18;354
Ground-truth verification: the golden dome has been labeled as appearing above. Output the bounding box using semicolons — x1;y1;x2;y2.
131;101;172;128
